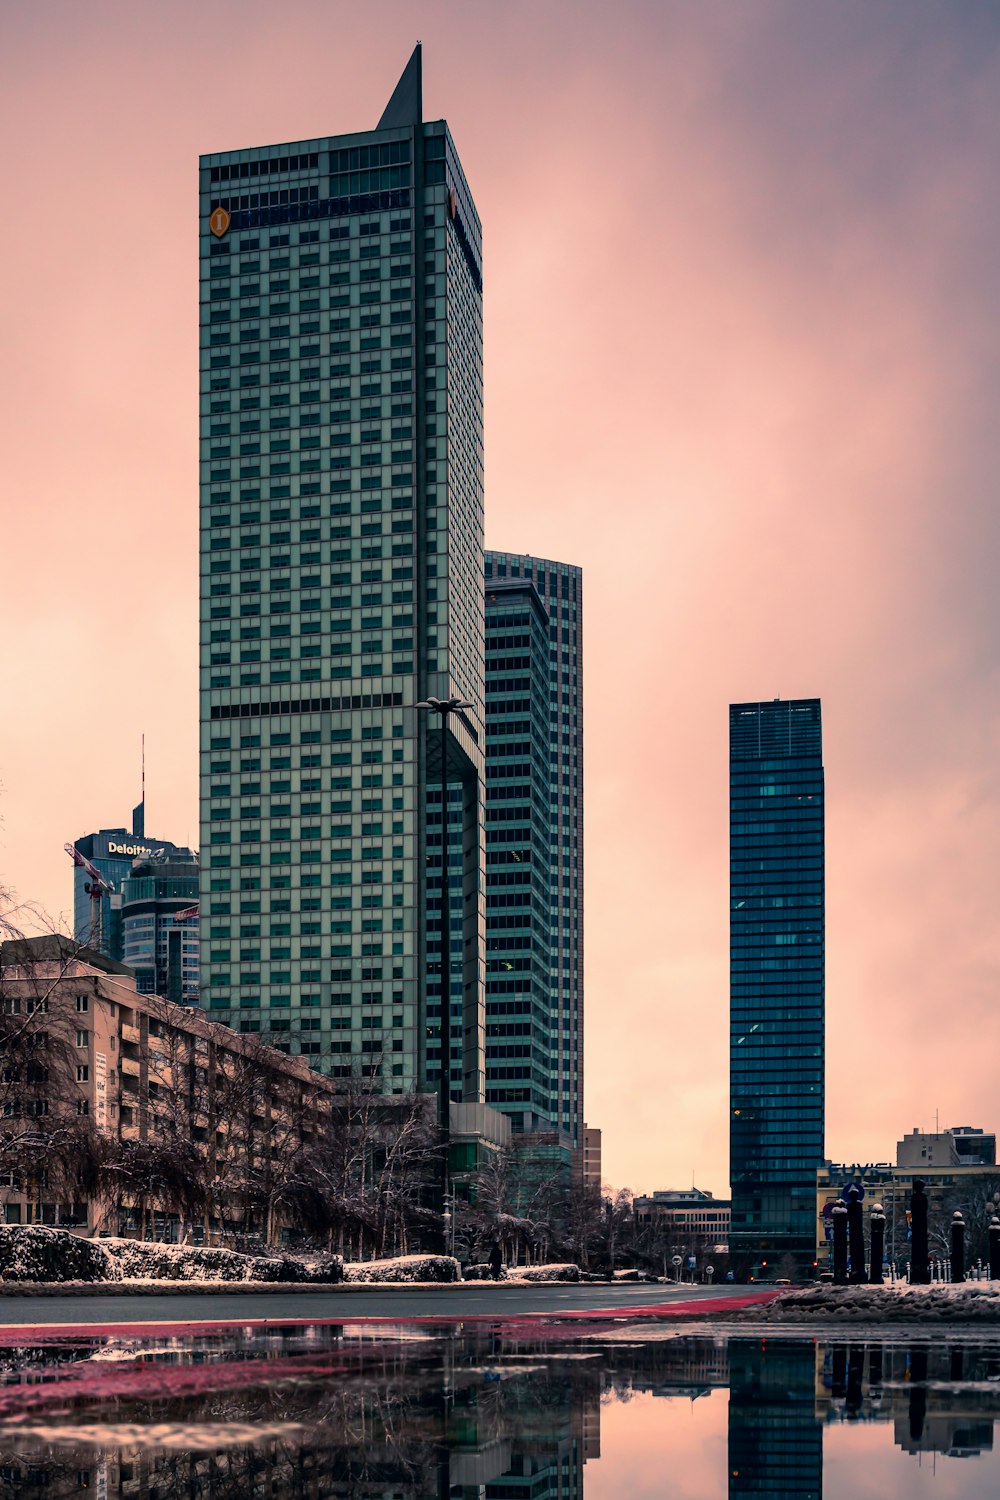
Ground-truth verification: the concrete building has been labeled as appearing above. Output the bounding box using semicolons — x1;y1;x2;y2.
0;937;335;1235
0;937;506;1239
583;1124;602;1194
485;553;584;1154
816;1125;1000;1272
121;847;200;1006
730;698;825;1276
896;1124;996;1169
198;47;485;1104
633;1187;731;1250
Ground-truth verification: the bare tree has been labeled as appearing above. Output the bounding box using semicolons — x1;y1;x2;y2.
0;933;105;1229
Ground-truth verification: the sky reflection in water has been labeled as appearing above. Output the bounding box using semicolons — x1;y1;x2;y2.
0;1327;998;1497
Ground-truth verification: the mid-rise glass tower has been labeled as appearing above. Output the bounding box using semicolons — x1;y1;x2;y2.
198;47;485;1101
484;553;584;1151
121;848;200;1006
729;698;824;1275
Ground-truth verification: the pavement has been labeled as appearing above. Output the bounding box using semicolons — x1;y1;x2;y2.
0;1280;770;1334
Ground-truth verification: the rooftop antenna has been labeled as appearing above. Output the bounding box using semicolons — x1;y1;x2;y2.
132;734;146;839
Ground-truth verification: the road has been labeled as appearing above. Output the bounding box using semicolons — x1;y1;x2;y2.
0;1280;745;1329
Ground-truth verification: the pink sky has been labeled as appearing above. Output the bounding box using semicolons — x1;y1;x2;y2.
1;1;998;1195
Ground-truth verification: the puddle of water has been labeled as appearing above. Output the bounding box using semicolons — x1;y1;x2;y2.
0;1327;997;1496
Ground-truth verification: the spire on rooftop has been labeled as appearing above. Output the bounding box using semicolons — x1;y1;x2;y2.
378;43;422;129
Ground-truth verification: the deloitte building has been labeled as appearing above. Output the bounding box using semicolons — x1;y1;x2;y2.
198;49;485;1099
72;820;180;963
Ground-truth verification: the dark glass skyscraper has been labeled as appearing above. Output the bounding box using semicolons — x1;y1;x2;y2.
484;576;552;1130
484;553;583;1151
730;698;824;1274
198;48;485;1099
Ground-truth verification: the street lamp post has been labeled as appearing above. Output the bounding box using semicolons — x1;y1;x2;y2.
417;696;474;1255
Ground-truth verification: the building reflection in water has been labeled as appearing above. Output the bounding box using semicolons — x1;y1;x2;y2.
0;1329;998;1497
728;1340;822;1500
818;1339;1000;1460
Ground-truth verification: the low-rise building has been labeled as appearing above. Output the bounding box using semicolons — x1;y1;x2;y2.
633;1187;731;1252
0;937;508;1245
816;1124;1000;1272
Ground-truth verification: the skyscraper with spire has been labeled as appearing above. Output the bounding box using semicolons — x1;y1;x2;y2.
198;48;486;1100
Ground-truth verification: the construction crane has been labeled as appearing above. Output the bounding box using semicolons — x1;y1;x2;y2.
173;904;200;925
64;843;113;950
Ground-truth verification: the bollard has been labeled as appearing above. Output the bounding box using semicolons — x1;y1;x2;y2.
832;1200;849;1285
846;1345;865;1416
909;1347;928;1442
831;1343;847;1398
869;1203;886;1284
990;1217;1000;1280
950;1212;965;1283
910;1180;930;1284
847;1186;866;1283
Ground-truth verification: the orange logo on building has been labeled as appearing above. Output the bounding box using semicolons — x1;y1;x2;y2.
209;206;231;238
448;190;457;221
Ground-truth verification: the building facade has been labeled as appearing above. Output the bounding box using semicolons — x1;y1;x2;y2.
72;823;180;960
121;848;200;1006
730;698;825;1275
198;48;485;1101
0;938;510;1240
633;1188;731;1250
484;552;583;1152
583;1125;602;1194
0;937;332;1235
816;1124;999;1272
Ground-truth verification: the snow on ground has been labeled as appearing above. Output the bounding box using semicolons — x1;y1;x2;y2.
736;1280;1000;1323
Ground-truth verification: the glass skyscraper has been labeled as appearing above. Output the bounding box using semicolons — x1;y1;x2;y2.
484;576;552;1131
729;698;824;1275
198;47;485;1101
484;553;584;1151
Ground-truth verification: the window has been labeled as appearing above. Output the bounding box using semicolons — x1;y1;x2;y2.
76;1065;89;1083
76;1030;89;1049
75;994;89;1012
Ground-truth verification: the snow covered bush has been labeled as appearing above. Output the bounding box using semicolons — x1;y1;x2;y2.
463;1262;508;1281
101;1240;259;1282
344;1254;460;1283
516;1263;580;1282
0;1225;111;1283
245;1254;310;1283
0;1228;347;1284
299;1252;345;1284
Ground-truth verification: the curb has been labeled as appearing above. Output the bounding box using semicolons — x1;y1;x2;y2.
0;1280;472;1296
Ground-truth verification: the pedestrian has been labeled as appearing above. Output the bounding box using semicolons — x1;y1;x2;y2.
489;1242;503;1281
